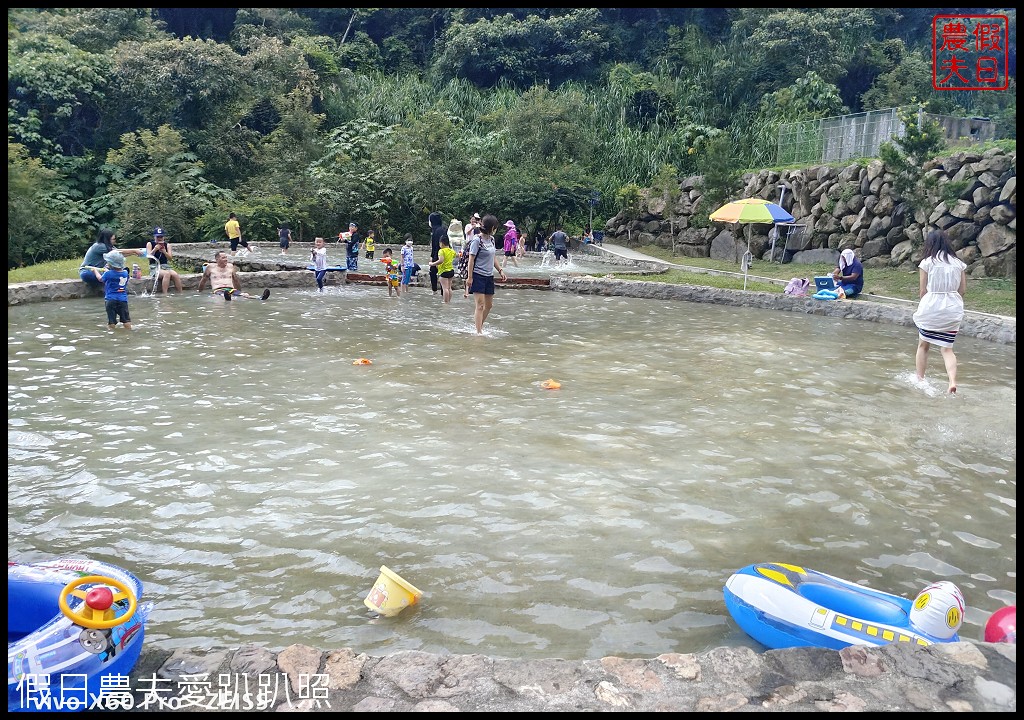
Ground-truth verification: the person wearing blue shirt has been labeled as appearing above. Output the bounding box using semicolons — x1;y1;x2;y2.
833;249;864;298
90;250;132;329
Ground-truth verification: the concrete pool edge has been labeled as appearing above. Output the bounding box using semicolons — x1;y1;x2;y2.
9;271;1015;345
116;640;1015;712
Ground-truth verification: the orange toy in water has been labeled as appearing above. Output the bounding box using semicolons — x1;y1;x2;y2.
353;358;373;365
541;379;561;390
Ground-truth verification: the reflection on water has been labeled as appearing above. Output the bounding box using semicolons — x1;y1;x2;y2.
7;287;1016;659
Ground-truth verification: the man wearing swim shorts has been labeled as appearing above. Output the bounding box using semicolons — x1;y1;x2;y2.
197;251;269;300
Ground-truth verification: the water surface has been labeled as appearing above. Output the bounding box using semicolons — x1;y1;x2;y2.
8;286;1016;658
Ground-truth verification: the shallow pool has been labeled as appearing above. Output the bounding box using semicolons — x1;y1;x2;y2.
7;286;1016;658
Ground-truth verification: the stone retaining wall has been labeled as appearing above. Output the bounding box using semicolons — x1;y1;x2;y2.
608;148;1016;278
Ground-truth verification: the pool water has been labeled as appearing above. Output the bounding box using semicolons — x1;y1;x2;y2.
7;286;1016;658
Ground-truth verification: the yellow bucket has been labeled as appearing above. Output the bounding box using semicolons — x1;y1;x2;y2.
363;565;423;617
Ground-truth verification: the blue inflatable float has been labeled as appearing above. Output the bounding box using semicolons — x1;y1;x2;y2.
723;562;964;650
8;557;151;712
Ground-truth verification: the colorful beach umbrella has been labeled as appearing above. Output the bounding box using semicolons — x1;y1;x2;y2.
709;198;794;224
709;198;795;290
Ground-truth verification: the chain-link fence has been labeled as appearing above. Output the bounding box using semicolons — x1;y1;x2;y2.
776;108;903;166
777;107;997;166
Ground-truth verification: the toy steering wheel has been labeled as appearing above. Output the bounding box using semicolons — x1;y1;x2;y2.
58;575;137;630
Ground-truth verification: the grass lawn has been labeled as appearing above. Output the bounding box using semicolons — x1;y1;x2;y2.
9;259;193;284
614;245;1015;318
10;252;1015;318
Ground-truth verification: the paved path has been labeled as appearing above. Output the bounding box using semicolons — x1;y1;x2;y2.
595;242;791;288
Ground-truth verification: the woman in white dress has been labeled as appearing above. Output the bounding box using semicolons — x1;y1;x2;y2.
912;229;967;394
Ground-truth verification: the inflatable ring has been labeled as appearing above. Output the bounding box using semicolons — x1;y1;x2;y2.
353;358;373;365
58;574;138;630
541;379;561;390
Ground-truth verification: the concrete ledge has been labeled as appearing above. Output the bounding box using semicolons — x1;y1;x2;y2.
7;270;550;306
115;641;1015;712
9;272;1015;346
550;276;1016;345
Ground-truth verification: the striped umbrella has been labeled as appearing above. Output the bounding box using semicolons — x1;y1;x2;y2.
709;198;794;224
710;198;795;289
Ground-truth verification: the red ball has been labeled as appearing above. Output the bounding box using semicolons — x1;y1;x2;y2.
983;605;1016;644
85;586;114;611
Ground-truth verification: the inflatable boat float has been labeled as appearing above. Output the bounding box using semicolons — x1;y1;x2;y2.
723;562;964;650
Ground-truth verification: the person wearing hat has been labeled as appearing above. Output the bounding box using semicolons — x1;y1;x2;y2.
146;227;183;294
465;213;482;244
89;250;132;329
501;219;519;270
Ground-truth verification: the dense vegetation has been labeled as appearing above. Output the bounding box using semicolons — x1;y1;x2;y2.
8;8;1017;268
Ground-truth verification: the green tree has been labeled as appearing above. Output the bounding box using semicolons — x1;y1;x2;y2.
12;7;167;53
248;84;326;237
108;38;249;132
860;50;934;111
505;86;594;164
616;184;644;222
8;142;68;267
98;125;232;245
7;29;111;158
693;135;743;228
878;106;947;221
432;9;609;88
231;7;315;44
750;71;847;168
650;163;681;209
734;8;879;89
308;119;394;235
607;64;677;131
454;166;589;230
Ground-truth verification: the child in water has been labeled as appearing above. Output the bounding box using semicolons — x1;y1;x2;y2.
92;250;132;329
363;228;376;262
428;237;457;303
311;236;328;291
381;247;401;297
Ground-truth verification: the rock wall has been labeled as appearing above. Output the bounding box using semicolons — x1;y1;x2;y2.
115;640;1016;713
604;148;1016;278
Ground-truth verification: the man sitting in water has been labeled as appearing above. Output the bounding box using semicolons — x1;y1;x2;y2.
197;251;269;300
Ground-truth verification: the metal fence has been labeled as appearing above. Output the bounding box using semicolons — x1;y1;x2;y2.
776;108;903;166
776;107;996;166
